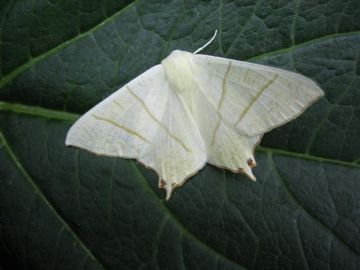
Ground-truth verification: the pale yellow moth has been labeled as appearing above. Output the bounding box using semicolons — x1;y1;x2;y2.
66;31;324;200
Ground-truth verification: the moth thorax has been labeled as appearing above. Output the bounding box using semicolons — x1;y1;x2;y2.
162;50;195;94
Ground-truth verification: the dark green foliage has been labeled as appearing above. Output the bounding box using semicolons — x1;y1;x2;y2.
1;0;359;269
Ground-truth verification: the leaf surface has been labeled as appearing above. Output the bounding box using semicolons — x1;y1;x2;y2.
1;0;360;269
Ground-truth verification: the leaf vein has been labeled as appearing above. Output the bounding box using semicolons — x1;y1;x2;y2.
269;152;360;257
0;132;107;269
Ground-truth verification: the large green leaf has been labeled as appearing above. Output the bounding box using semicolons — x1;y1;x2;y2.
1;0;360;269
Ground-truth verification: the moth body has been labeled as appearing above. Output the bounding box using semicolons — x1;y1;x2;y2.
162;50;195;95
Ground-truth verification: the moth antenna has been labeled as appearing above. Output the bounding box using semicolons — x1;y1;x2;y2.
193;29;218;54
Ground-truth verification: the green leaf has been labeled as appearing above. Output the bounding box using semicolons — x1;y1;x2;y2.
1;0;360;269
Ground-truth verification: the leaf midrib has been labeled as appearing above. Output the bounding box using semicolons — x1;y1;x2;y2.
1;101;359;170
